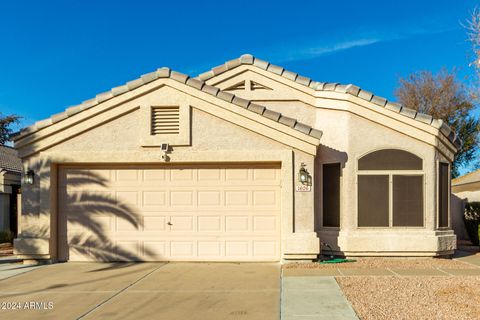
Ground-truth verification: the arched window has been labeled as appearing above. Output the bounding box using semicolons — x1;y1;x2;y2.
357;149;423;228
358;149;422;170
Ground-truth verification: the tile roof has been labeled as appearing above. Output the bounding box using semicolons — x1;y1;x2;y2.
197;54;461;150
452;169;480;186
13;68;322;142
0;145;22;173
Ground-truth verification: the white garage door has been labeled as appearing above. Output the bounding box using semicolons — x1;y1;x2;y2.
58;164;281;262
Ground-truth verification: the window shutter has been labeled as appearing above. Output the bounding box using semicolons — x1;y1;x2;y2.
151;106;180;135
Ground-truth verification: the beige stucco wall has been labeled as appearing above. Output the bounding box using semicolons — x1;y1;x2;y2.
253;100;455;256
215;68;456;256
451;189;480;241
15;84;320;261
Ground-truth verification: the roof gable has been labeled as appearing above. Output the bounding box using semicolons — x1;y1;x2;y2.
197;54;461;151
14;69;322;158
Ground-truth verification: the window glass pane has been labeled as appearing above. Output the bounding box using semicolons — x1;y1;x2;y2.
358;149;422;170
439;163;449;227
323;163;340;227
393;175;423;226
358;175;389;227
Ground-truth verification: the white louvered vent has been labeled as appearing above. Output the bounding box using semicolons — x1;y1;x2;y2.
151;106;180;135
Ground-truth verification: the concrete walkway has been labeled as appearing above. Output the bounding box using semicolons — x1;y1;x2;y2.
0;263;44;280
0;262;280;320
281;276;358;320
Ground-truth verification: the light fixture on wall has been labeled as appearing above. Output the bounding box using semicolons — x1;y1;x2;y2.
160;143;170;162
22;169;34;185
298;163;311;186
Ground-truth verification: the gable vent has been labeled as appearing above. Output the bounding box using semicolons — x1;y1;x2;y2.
151;106;180;135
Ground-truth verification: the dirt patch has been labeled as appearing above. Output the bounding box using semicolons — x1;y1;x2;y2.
283;256;479;269
337;276;480;320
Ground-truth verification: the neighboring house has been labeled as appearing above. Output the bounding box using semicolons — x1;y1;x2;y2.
451;170;480;241
0;145;21;235
13;55;459;262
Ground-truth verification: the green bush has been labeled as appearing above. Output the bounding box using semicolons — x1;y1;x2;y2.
0;230;13;244
464;202;480;246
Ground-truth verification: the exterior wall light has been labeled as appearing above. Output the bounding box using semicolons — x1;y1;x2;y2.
298;163;311;186
23;169;34;185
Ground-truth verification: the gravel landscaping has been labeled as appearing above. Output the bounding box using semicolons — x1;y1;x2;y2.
337;276;480;320
283;256;479;269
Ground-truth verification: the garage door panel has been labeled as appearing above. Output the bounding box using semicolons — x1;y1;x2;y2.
143;216;167;231
225;191;250;206
115;240;141;260
170;241;195;257
116;216;143;231
170;216;194;231
197;168;222;181
197;191;222;206
116;169;139;182
170;169;195;181
225;168;250;181
253;168;278;181
143;169;166;181
143;241;167;258
225;241;250;257
60;164;281;262
253;241;278;257
170;191;194;206
143;191;167;206
253;216;278;232
225;216;250;232
198;241;222;256
197;216;222;232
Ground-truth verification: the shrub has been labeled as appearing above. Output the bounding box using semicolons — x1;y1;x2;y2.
464;202;480;246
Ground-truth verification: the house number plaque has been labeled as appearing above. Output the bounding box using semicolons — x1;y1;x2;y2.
295;185;311;192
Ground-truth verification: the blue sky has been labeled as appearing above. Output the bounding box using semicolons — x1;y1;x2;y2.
0;1;478;129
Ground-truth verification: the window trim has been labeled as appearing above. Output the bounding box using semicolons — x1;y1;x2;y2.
356;148;426;229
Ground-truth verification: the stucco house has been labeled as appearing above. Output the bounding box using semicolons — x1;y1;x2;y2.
451;169;480;241
13;55;459;262
0;145;21;235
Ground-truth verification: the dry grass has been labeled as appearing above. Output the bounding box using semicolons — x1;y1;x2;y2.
337;276;480;320
283;256;479;269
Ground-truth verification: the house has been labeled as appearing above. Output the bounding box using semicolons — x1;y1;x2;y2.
0;145;21;236
12;55;459;262
451;169;480;241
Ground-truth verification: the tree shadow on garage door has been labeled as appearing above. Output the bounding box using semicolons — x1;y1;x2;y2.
20;160;159;262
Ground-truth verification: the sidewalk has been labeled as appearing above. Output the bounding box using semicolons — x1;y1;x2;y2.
281;276;358;320
0;263;44;280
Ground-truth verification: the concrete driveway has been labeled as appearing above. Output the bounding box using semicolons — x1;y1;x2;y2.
0;262;280;320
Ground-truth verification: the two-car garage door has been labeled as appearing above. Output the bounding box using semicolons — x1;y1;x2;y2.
58;164;281;262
